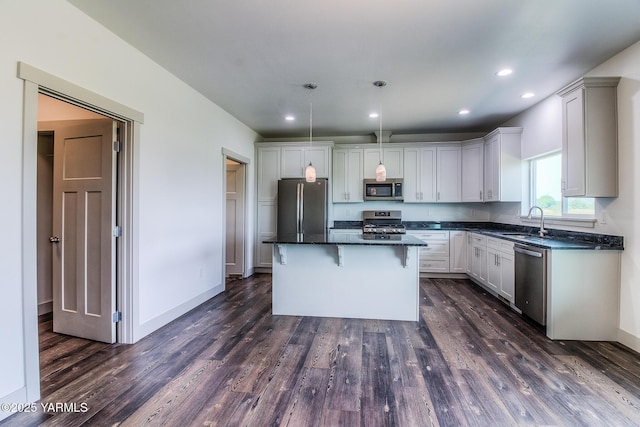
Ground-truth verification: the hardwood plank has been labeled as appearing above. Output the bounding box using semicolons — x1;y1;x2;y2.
281;367;331;427
323;318;364;412
360;332;400;425
4;274;640;427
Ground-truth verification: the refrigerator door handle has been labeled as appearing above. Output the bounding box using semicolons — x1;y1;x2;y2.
299;183;304;233
296;183;301;234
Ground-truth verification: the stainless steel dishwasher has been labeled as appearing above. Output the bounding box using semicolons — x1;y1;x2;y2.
514;244;548;325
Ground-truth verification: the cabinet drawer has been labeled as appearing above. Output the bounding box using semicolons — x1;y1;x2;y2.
420;241;449;257
420;258;450;272
415;230;449;241
487;237;514;252
470;233;487;245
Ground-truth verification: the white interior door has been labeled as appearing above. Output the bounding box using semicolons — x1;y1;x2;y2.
52;119;116;343
226;161;245;276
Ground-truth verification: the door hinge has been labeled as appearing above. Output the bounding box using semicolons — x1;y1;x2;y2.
113;226;122;237
113;140;122;153
112;311;122;323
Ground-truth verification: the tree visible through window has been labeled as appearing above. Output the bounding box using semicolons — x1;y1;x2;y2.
530;152;595;217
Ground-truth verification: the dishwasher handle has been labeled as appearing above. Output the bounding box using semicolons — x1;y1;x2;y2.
514;246;543;258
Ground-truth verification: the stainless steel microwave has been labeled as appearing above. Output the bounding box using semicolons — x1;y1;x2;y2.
363;179;404;201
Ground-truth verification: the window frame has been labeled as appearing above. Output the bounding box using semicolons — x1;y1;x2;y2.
528;151;596;220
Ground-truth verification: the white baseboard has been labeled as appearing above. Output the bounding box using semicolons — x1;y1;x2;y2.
244;267;255;278
618;329;640;353
0;387;29;421
38;300;52;316
135;283;224;342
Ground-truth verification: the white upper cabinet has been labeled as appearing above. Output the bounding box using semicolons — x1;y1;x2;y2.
557;77;620;197
461;139;484;202
404;146;460;203
256;145;281;201
483;128;522;202
436;146;461;202
333;148;364;203
403;147;436;202
363;147;403;179
281;145;330;178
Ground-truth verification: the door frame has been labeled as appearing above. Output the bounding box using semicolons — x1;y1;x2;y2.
18;62;143;401
221;147;250;281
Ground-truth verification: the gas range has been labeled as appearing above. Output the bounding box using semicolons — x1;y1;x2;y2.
362;210;406;235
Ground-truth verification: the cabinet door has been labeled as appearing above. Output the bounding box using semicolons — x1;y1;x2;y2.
483;136;499;201
256;202;276;267
499;252;515;302
364;147;403;179
403;147;420;203
305;147;329;178
332;149;348;202
257;147;280;201
436;146;461;202
334;149;363;203
420;148;437;202
404;147;435;202
281;146;305;178
486;247;500;293
281;146;328;178
462;142;484;202
472;244;487;284
561;89;586;197
466;234;473;274
449;231;466;273
346;149;364;202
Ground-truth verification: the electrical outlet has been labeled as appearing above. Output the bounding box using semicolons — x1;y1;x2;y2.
600;211;607;224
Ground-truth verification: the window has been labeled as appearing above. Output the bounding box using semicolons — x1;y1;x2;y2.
529;152;595;217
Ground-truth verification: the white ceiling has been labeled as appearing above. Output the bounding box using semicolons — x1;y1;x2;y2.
68;0;640;139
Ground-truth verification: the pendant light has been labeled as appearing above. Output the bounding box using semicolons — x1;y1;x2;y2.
373;80;387;182
304;83;317;183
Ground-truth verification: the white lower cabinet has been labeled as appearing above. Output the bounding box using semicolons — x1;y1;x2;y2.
449;230;467;273
412;230;450;273
466;233;515;304
486;237;515;302
469;233;487;285
412;230;466;274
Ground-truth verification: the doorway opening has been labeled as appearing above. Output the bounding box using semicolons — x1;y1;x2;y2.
37;94;120;343
222;149;250;280
19;61;142;403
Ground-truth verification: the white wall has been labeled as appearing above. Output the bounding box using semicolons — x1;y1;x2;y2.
496;40;640;351
0;0;258;412
586;41;640;350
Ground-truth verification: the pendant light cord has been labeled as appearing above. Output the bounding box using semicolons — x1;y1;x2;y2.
379;101;383;161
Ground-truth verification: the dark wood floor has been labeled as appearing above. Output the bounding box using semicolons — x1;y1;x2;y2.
4;274;640;426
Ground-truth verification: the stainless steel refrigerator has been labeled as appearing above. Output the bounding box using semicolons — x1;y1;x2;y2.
277;178;328;235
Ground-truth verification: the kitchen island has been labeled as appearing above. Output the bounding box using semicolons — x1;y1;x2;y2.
266;233;428;321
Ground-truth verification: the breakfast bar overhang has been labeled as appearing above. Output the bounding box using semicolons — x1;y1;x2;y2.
266;233;428;322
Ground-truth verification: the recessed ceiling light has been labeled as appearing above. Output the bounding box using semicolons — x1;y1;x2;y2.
369;112;379;118
496;68;513;77
285;115;295;121
458;109;470;115
521;92;535;99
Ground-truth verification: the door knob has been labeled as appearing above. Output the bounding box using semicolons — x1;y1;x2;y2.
49;236;60;243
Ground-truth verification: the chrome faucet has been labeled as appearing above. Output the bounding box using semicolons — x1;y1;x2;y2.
528;205;548;237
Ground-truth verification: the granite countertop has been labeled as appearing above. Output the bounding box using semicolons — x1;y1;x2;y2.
331;221;624;250
264;233;429;247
